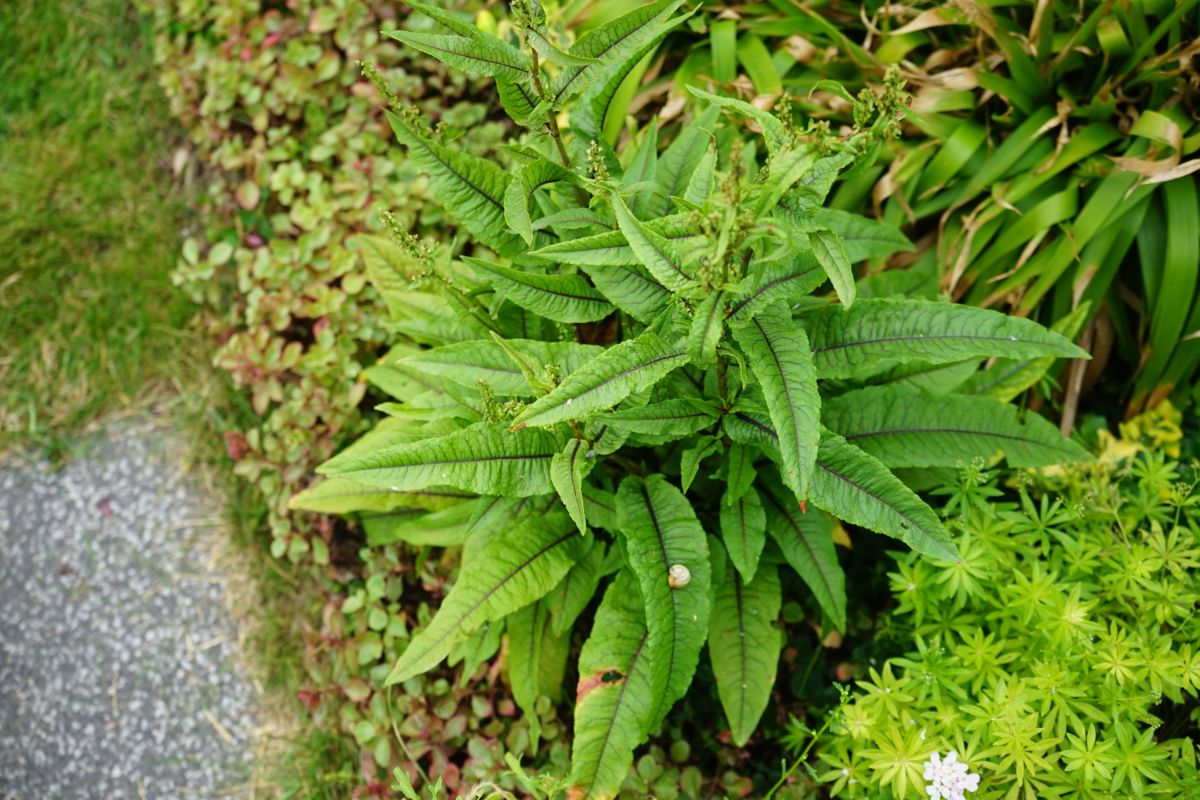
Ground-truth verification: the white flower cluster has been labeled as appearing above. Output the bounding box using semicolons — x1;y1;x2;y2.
923;751;980;800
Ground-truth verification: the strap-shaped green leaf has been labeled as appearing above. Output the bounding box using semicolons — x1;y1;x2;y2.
529;214;698;266
804;298;1090;380
616;475;712;729
611;193;700;292
811;428;958;562
581;264;670;323
683;140;717;204
731;303;820;500
722;443;758;505
760;479;846;630
552;438;593;534
725;254;824;323
508;599;569;746
362;503;478;547
823;385;1091;468
545;540;608;637
569;571;655;800
386;511;587;685
707;563;782;746
623;125;662;218
688;290;726;368
810;228;856;308
552;0;689;105
385;31;530;80
398;339;602;396
513;330;687;428
719;486;766;583
465;257;615;323
600;398;719;437
655;106;720;215
288;477;473;514
318;423;564;497
388;111;524;257
812;208;915;263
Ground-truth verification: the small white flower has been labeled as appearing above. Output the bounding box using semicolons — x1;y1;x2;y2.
922;750;979;800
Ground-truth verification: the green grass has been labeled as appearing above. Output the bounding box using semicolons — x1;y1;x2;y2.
0;0;194;445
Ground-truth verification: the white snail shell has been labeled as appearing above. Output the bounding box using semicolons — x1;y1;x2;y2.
667;563;691;589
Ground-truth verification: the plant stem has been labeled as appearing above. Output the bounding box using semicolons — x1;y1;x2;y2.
529;50;571;168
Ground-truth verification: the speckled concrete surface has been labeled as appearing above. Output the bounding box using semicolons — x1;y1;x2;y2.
0;420;255;799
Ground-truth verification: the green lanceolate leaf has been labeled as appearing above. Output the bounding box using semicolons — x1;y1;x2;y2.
616;475;712;729
288;477;474;514
523;27;598;67
723;443;758;505
731;303;820;501
823;385;1091;468
388;111;525;257
465;257;615;324
545;540;608;637
680;437;720;493
386;31;530;80
688;290;726;368
552;438;593;534
529;214;697;266
655;106;720;215
810;228;856;309
404;1;484;38
569;571;655;800
552;0;689;105
497;77;545;127
513;329;688;428
725;254;825;324
812;208;915;263
804;298;1090;380
719;487;767;583
581;264;671;323
508;600;568;745
447;620;503;685
759;479;846;630
707;563;782;747
503;158;576;244
398;339;602;396
611;192;700;293
623;125;662;218
363;503;475;547
318;423;564;497
683;141;717;204
811;428;958;562
386;511;588;685
600;399;719;438
686;86;789;154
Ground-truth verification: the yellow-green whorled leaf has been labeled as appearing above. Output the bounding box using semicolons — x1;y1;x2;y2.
616;475;712;729
568;570;655;800
759;478;845;630
385;31;530;80
552;0;690;105
387;111;526;258
822;385;1092;468
288;477;474;514
545;539;608;637
719;486;767;583
725;253;824;324
809;228;856;309
318;422;564;497
731;303;820;501
581;264;671;323
812;208;915;263
362;502;476;547
385;511;587;685
611;193;700;293
804;298;1090;380
504;159;578;245
464;257;615;324
599;398;720;438
812;428;958;562
688;290;726;368
707;563;782;746
397;339;603;396
552;438;593;534
512;330;688;428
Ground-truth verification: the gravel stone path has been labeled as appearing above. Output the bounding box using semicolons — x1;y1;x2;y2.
0;419;256;799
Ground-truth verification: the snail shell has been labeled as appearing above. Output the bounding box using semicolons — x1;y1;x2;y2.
667;563;691;589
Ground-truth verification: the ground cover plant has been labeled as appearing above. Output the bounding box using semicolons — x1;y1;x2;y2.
0;0;193;445
813;403;1200;799
295;2;1110;795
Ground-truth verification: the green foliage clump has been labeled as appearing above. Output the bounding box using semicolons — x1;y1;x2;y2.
813;409;1200;799
303;2;1099;795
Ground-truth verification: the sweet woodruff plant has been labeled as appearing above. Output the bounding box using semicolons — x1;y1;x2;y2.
292;1;1092;795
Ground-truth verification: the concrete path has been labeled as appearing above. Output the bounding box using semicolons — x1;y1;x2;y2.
0;419;256;799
